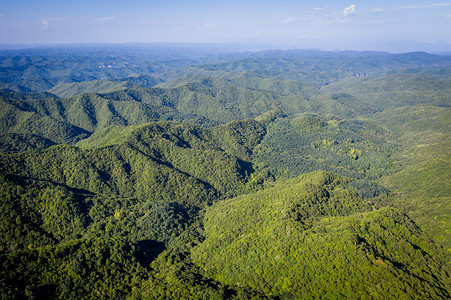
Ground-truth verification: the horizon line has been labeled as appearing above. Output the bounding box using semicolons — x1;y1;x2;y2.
0;42;450;55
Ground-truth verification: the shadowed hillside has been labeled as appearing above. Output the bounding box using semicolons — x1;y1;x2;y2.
1;46;450;299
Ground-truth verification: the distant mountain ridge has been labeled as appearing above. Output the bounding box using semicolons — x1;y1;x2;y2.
0;45;449;299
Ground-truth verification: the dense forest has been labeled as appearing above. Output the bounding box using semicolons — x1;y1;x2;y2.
0;44;450;299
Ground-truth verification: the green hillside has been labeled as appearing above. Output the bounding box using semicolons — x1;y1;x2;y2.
49;75;163;98
0;46;450;299
156;72;320;97
0;120;271;298
373;105;451;252
0;89;190;148
0;83;351;152
0;133;56;154
191;171;450;299
0;96;91;145
0;122;263;203
322;73;451;111
253;114;395;179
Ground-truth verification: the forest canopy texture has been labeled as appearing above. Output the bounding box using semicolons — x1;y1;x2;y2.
0;45;450;299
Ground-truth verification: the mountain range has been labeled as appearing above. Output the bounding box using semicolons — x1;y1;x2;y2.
0;45;449;299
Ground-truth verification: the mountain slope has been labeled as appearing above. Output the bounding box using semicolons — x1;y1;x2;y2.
253;114;395;179
372;105;451;252
0;96;91;145
191;171;450;299
49;75;163;98
0;83;358;152
0;90;191;148
156;72;320;97
0;120;271;299
1;46;450;299
0;122;261;204
322;73;451;111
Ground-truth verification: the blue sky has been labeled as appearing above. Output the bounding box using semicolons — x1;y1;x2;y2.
1;0;451;52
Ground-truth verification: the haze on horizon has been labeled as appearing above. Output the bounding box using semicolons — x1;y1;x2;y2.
1;0;451;53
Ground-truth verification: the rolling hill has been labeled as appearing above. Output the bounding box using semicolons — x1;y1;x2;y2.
0;45;450;299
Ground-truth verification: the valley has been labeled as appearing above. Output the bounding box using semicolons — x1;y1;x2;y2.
0;45;449;299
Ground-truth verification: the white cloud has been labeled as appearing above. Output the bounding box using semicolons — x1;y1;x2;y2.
196;23;217;30
281;17;297;24
372;8;385;12
425;3;451;8
40;18;63;30
172;24;184;31
95;16;115;22
343;4;356;16
396;3;451;10
397;4;418;10
430;3;451;7
41;20;49;29
419;39;436;44
250;30;263;38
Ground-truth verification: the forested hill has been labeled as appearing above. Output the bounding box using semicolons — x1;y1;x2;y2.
3;69;449;149
192;171;449;298
48;75;164;98
0;45;450;299
2;46;451;92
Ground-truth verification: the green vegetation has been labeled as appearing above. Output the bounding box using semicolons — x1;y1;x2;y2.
49;75;163;98
0;45;450;299
192;171;450;299
0;121;266;204
0;133;56;154
373;105;451;252
253;114;395;179
322;73;451;111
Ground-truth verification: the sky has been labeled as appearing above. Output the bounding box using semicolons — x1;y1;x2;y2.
0;0;451;53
